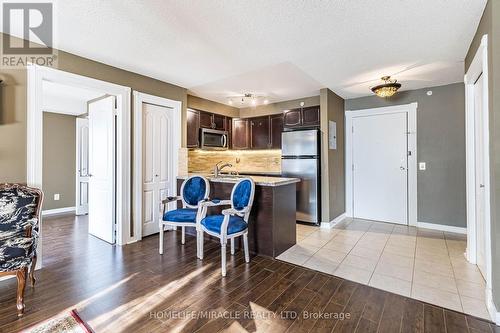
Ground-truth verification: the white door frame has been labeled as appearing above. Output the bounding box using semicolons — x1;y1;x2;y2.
345;103;418;226
27;65;132;256
75;117;89;216
132;91;182;242
464;34;494;321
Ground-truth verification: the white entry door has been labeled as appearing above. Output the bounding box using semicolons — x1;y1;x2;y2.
474;74;487;278
142;103;175;237
76;118;89;215
88;96;116;244
352;112;408;224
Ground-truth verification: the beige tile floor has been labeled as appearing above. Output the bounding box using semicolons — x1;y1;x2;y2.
277;218;490;320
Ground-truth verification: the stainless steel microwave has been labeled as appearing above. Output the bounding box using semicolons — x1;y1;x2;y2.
200;128;228;150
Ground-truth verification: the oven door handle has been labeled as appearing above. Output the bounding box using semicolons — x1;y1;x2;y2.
221;134;227;148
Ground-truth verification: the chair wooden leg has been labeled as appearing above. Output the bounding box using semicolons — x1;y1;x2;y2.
230;238;235;255
199;232;204;260
16;267;27;317
159;223;164;255
30;254;37;287
243;234;250;263
221;241;227;277
196;231;200;259
181;226;185;245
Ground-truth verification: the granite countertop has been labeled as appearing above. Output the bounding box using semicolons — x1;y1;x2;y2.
177;173;300;187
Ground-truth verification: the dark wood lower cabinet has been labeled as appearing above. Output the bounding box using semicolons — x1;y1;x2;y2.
178;179;296;257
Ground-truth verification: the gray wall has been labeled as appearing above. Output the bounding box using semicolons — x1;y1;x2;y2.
465;0;500;310
320;88;345;222
187;95;240;118
42;112;76;210
345;83;466;228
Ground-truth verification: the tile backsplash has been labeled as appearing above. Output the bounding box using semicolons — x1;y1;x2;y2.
188;149;281;174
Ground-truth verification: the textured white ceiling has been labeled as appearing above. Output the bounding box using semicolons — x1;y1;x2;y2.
17;0;487;105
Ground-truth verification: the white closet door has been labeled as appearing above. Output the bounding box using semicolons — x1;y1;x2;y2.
353;112;408;224
88;96;116;244
76;118;89;215
142;103;174;237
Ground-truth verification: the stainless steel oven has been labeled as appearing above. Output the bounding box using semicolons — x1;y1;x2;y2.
200;128;228;149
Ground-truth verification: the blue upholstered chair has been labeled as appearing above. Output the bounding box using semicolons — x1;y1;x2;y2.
0;183;43;316
159;175;210;254
197;178;255;276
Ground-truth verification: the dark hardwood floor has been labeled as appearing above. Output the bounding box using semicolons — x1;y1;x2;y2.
0;215;497;333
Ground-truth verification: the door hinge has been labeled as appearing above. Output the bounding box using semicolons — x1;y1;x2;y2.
408;151;412;156
352;126;354;134
352;164;355;171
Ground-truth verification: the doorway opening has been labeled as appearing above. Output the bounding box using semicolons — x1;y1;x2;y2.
40;80;122;244
27;65;131;268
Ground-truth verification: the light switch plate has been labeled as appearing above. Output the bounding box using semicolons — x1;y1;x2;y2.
419;162;426;171
54;193;60;201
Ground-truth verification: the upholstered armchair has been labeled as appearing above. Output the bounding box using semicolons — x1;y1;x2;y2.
197;178;255;276
0;183;43;316
159;175;210;254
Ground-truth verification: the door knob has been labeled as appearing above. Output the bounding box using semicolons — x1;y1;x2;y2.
480;184;485;188
400;166;406;171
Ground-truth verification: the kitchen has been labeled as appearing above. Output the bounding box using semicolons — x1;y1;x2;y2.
179;93;341;258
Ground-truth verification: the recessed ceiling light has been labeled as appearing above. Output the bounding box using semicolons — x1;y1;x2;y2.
251;99;257;105
263;99;269;105
228;100;233;105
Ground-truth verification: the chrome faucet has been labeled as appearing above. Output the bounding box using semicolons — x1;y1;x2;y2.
214;161;233;177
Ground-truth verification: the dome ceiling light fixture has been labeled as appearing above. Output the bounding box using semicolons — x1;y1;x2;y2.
227;93;267;107
370;76;402;98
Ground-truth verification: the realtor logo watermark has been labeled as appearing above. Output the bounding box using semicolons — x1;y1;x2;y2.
1;1;57;67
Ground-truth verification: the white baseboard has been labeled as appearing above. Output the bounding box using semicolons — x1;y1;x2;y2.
416;221;467;234
321;213;347;229
486;287;500;324
42;206;76;216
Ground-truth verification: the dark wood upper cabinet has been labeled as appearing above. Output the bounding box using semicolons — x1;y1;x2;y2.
250;116;270;149
301;106;320;126
186;109;200;148
283;106;320;129
270;114;283;149
232;118;250;149
283;109;302;128
213;113;226;130
199;111;213;129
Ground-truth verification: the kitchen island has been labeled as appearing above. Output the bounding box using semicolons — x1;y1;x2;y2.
177;174;300;258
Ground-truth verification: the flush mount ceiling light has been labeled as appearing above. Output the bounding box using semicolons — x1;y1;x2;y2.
227;93;267;107
370;76;402;98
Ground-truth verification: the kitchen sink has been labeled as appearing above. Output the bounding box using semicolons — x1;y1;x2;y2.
211;174;245;181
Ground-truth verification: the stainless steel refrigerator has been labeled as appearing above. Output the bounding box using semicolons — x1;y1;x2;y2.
281;129;321;225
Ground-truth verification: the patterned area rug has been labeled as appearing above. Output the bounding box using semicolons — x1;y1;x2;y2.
22;310;93;333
